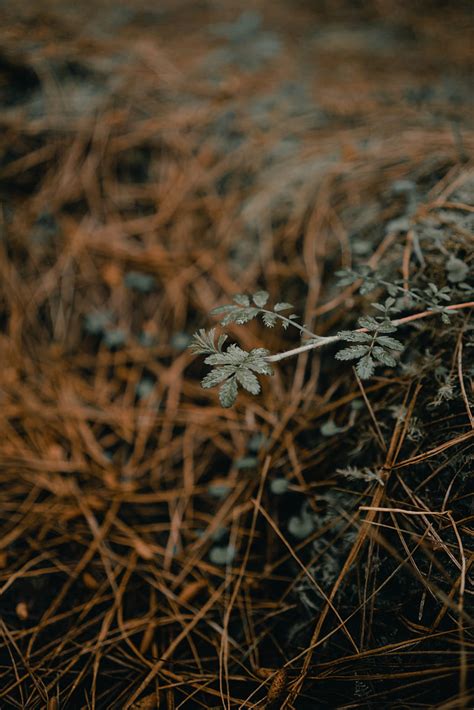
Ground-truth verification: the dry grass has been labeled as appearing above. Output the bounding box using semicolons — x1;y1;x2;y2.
0;1;473;707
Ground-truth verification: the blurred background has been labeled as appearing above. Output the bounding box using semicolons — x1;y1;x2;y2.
0;1;473;708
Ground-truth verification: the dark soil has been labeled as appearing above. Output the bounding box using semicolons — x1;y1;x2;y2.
0;1;472;708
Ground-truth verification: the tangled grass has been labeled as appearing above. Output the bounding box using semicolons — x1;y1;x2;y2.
0;1;473;707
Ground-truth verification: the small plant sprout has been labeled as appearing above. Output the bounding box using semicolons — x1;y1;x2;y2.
190;289;474;407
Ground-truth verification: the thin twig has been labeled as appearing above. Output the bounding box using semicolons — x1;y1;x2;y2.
266;301;474;363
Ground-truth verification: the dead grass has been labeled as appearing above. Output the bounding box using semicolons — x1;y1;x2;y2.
0;1;473;707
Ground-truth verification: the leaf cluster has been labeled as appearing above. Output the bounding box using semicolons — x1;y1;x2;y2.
335;301;404;379
210;291;298;330
189;328;273;407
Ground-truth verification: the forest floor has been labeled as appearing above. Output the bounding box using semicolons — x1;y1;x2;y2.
0;0;473;707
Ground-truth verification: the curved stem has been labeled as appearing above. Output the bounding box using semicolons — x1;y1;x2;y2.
265;301;474;364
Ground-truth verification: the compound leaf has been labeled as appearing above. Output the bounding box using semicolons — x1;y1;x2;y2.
252;290;269;307
356;354;375;379
219;377;238;408
335;345;370;361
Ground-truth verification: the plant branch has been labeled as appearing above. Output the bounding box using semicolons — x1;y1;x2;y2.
260;308;319;340
265;301;474;363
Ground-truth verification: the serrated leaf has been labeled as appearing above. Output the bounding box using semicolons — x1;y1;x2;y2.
335;345;370;361
211;304;238;315
204;344;248;366
202;366;235;388
375;335;404;351
377;320;397;333
236;368;260;394
356;355;375;379
358;316;379;331
337;330;373;343
226;343;250;360
274;302;294;312
219;377;238;407
221;307;260;326
246;358;274;376
337;466;384;484
189;328;217;354
249;347;271;358
252;290;269;307
372;346;397;366
233;294;250;306
262;311;277;327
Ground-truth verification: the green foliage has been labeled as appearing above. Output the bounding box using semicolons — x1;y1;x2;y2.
189;267;470;404
446;255;468;284
209;291;300;332
190;325;273;407
124;270;156;293
335;299;404;379
336;466;384;485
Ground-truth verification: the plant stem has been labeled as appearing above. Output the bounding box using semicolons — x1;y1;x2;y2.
260;309;319;340
265;301;474;363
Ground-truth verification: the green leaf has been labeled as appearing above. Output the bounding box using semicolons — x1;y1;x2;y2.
446;256;468;284
288;508;315;539
204;344;248;366
209;544;236;566
201;366;235;388
320;420;346;436
211;304;238;315
221;307;260;326
377;320;397;333
252;290;269;307
235;456;258;469
356;355;375;379
372;346;397;367
358;316;379;331
249;347;271;358
246;359;273;376
189;328;218;354
236;368;260;394
219;377;238;407
335;345;370;361
376;335;404;351
360;281;378;295
234;294;250;306
336;269;358;286
270;478;289;495
274;302;294;312
262;311;277;327
337;330;373;343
